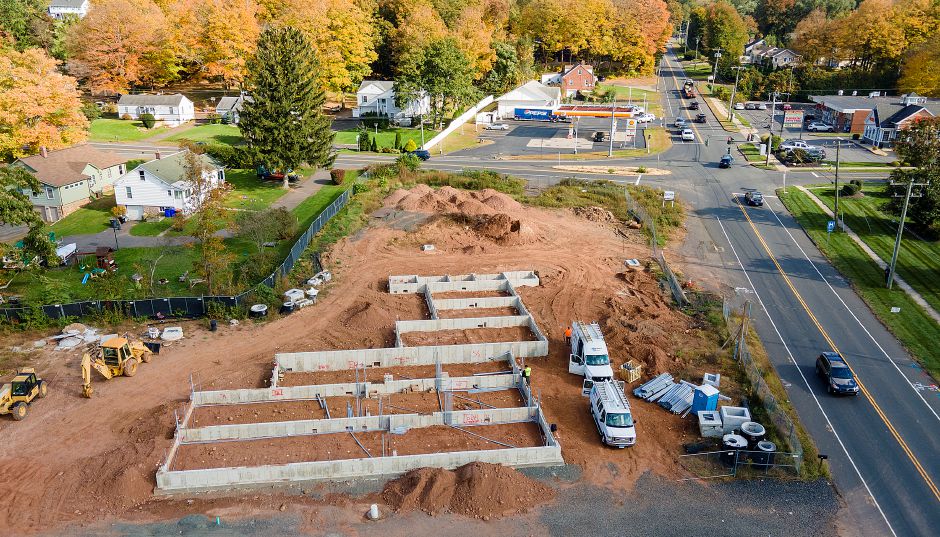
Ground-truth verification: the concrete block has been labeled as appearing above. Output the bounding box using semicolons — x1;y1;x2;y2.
720;406;751;434
697;410;723;438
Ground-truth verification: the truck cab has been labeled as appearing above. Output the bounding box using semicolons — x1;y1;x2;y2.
589;380;636;448
569;321;614;387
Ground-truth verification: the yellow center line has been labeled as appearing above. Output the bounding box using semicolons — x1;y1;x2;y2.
668;50;704;143
734;199;940;502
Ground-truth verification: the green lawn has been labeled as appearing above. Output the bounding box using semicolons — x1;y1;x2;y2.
129;218;174;236
681;61;713;80
808;184;940;314
778;188;940;378
223;169;290;211
291;171;359;229
334;127;423;150
165;124;243;146
89;119;168;142
49;195;116;237
739;143;763;162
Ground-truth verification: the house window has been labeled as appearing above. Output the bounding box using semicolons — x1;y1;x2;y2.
174;190;182;199
125;186;133;199
361;95;367;103
119;164;125;174
139;170;145;180
45;187;54;199
167;190;172;197
169;107;175;114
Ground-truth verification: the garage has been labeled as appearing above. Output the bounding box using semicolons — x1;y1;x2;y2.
495;81;561;120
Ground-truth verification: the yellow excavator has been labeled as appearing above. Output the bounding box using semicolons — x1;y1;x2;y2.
81;337;153;398
1;368;47;421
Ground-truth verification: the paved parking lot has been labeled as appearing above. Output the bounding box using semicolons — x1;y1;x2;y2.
732;102;894;164
454;118;651;157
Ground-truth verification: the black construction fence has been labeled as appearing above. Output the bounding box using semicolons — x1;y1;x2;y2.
0;188;352;323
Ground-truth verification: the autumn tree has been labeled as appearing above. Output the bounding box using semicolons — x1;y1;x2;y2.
389;0;449;73
886;117;940;227
0;47;87;161
900;41;940;97
239;27;334;189
195;0;260;85
791;8;832;65
0;167;58;264
704;0;749;75
482;41;525;95
833;0;907;71
181;149;233;294
67;0;176;92
397;38;477;128
755;0;802;39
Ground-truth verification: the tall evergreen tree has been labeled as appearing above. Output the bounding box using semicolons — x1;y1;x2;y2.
239;26;334;189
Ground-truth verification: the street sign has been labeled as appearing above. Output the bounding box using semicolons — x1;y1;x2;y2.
827;220;835;233
664;191;676;201
783;110;804;126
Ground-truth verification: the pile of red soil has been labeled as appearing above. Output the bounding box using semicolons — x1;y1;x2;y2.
573;205;617;223
382;462;554;519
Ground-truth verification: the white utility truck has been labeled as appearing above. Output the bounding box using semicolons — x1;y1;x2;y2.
589;379;636;448
569;321;615;394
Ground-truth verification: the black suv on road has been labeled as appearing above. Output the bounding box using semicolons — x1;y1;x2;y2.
816;352;859;395
744;191;763;206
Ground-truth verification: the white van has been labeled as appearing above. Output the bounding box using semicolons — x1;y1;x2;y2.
589;380;636;448
568;321;615;389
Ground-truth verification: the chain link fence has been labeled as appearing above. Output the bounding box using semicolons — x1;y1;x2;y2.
0;188;352;322
623;187;687;307
679;448;803;479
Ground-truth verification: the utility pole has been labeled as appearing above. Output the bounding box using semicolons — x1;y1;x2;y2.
886;179;926;289
778;92;790;136
728;66;744;121
420;113;425;147
694;37;700;66
765;92;777;166
608;100;616;157
833;141;841;229
711;49;722;84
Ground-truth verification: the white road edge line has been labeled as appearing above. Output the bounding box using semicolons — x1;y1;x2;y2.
635;175;642;185
716;217;898;537
764;198;940;424
812;172;820;177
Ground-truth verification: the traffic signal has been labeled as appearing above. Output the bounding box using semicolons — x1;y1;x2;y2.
727;136;733;145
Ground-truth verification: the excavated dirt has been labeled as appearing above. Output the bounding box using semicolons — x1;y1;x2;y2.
382;462;554;519
573;205;618;223
400;326;538;346
0;183;715;534
278;360;515;387
436;306;520;318
173;423;545;471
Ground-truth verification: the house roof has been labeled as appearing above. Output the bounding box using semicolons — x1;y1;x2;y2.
561;63;594;77
49;0;87;8
811;95;896;113
117;93;190;107
496;81;561;103
15;144;126;187
134;151;222;186
216;95;252;112
744;38;766;53
356;80;395;95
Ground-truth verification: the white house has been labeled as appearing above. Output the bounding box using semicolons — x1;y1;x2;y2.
351;81;430;123
114;151;225;220
117;94;195;127
495;81;561;119
215;94;252;124
48;0;89;19
745;43;801;69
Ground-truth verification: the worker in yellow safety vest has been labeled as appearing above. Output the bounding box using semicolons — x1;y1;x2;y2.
523;366;532;384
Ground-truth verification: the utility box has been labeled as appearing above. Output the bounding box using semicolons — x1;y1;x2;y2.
720;406;751;434
702;373;720;388
697;410;723;438
691;384;719;414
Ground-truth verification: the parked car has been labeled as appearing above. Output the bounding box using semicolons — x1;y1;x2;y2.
803;113;817;124
636;112;656;123
806;121;835;132
674;117;688;128
592;131;609;142
744;103;757;110
409;149;431;161
681;129;695;141
719;154;734;168
757;103;768;110
485;123;510;130
733;102;745;110
780;139;811;151
744;191;764;206
694;113;707;123
688;101;700;110
816;352;859;395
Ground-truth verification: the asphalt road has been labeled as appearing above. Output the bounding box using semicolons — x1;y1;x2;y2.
91;50;939;535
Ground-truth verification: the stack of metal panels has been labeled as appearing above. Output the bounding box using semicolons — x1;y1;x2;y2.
657;381;696;414
633;373;674;400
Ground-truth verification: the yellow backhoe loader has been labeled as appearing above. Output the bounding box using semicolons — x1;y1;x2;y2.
1;368;47;421
81;337;152;398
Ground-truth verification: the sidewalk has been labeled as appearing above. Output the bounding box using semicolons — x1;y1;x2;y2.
272;169;331;211
797;185;940;325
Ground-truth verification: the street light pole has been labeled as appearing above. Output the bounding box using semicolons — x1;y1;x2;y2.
834;140;841;228
608;100;616;158
887;179;925;289
711;49;722;84
728;66;744;121
765;92;776;166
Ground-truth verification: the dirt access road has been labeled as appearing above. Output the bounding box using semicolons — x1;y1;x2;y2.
0;185;791;534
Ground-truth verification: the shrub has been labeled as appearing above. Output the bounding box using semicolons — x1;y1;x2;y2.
204;143;254;168
396;153;421;172
891;160;901;167
269;207;298;239
852;133;861;140
841;182;860;196
353;183;368;195
140;113;157;129
850;179;863;191
403;139;418;152
770;135;782;151
111;205;126;218
394;131;402;150
330;168;347;185
637;165;648;173
206;113;221;125
81;102;101;121
360;112;390;129
120;113;133;120
370;136;378;152
103;102;117;114
712;86;731;101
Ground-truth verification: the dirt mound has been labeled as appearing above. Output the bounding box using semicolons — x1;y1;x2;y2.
386;185;521;218
473;189;523;212
384;188;412;207
573;205;617;223
382;462;554;519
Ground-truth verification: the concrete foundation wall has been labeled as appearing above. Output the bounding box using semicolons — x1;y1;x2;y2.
156;442;562;493
396;315;533;334
275;340;547;373
180;406;536;443
432;296;520;311
195;374;519;406
388;271;539;295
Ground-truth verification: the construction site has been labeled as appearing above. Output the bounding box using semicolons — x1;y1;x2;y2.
0;183;785;534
